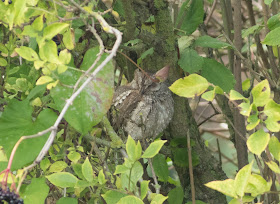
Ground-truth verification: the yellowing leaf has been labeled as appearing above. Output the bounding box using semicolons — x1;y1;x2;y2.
47;80;59;89
36;76;53;85
247;129;270;156
169;74;209;98
15;46;39;61
31;97;42;107
205;179;237;198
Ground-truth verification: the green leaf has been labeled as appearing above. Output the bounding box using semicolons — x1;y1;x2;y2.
46;172;78;188
82;157;94;182
246;114;260;131
49;161;68;173
51;47;114;134
238;102;252;117
150;194;168;204
169;74;209;98
126;136;137;161
246;174;272;197
63;29;75;50
13;0;27;26
178;48;204;73
201;90;215;101
229;90;246;101
21;25;38;38
267;13;280;30
114;164;130;174
266;161;280;174
205;179;237;198
117;195;143;204
102;190;127;204
36;76;53;85
247;129;269;156
140;180;149;200
98;169;107;185
59;49;71;65
67;151;81;163
152;154;169;182
167;187;184;204
22;178;49;204
251;80;270;107
130;161;143;184
178;36;195;51
43;23;69;40
242;79;251;91
269;136;280;162
194;36;232;49
40;158;50;172
201;58;235;92
0;100;57;171
263;27;280;46
142;140;167;158
42;40;60;63
264;0;273;6
175;0;204;35
72;163;85;180
137;47;154;65
234;161;253;197
0;57;7;66
32;15;44;31
56;197;78;204
264;100;280;132
242;25;262;38
15;46;39;61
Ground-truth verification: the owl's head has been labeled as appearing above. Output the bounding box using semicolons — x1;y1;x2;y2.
132;65;170;93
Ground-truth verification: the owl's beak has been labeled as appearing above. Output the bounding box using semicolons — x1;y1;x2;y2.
155;65;170;82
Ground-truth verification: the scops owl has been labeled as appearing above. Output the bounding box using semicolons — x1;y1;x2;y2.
112;66;174;140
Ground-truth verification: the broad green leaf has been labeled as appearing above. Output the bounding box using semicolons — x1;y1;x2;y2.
234;161;253;197
40;158;50;172
22;178;49;204
251;80;270;107
246;114;260;131
242;79;251;91
269;136;280;162
178;48;204;73
117;195;143;204
36;76;53;85
114;164;130;174
56;197;78;204
102;190;127;204
130;161;143;184
201;90;215;101
266;161;280;174
82;157;94;182
246;174;272;197
0;58;7;66
229;90;246;101
72;163;85;180
267;13;280;30
142;140;167;158
238;102;252;117
43;23;69;40
21;25;38;38
152;154;169;182
263;27;280;46
0;43;8;55
42;40;60;63
264;100;280;132
150;194;168;204
49;161;68;173
57;64;68;74
15;46;39;61
63;29;75;50
140;180;149;200
205;179;236;198
135;141;142;161
32;15;44;31
167;187;184;204
51;47;114;134
178;35;195;51
46;172;78;188
175;0;204;35
13;0;27;26
34;60;45;70
169;74;209;98
126;136;137;161
201;58;235;92
194;36;232;49
0;100;57;171
59;49;71;65
98;169;106;185
247;129;269;156
67;151;81;163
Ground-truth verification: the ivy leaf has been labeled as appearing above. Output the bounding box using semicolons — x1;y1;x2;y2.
169;74;209;98
201;58;235;92
142;140;167;158
247;129;269;156
46;172;78;188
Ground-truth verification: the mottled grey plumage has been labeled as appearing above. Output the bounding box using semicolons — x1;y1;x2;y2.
112;66;174;140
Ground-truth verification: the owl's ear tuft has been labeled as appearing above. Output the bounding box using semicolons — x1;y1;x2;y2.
155;65;170;82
